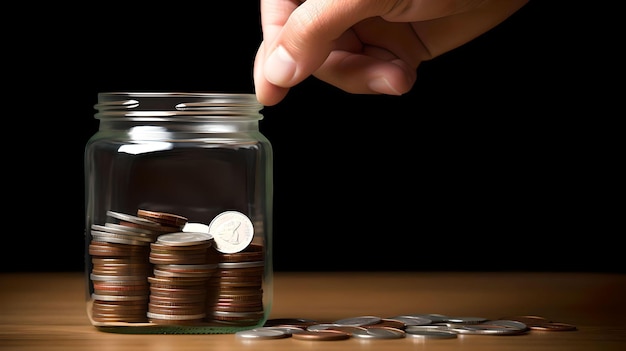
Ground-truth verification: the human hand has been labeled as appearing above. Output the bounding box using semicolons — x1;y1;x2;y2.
254;0;529;106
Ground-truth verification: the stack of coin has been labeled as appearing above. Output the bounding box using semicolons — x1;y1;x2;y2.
89;239;152;323
90;271;151;323
149;238;213;266
89;212;159;323
147;232;216;325
206;243;265;326
88;210;187;324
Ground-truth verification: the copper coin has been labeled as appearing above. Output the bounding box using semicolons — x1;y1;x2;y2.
291;330;351;341
219;249;264;263
212;304;264;313
150;256;209;265
150;295;206;304
264;318;319;328
137;209;188;227
119;220;180;234
92;257;147;265
151;242;213;251
89;241;149;256
367;319;407;330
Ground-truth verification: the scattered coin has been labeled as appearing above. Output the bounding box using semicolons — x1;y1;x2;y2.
500;315;577;331
307;323;343;331
405;313;449;323
292;330;351;341
334;315;382;327
367;319;407;330
353;327;406;339
387;315;432;326
444;316;488;324
235;328;290;340
259;326;306;335
450;319;529;335
406;329;458;339
239;314;576;341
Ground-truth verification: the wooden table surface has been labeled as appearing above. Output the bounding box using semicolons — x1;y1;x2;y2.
1;271;625;350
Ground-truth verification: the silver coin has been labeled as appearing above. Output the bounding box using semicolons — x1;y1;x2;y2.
259;326;305;335
387;315;433;326
405;325;456;333
235;328;289;340
403;313;448;323
406;329;458;339
333;316;382;327
156;232;213;246
182;222;210;233
353;327;405;339
92;229;153;242
92;224;151;237
209;211;254;253
339;326;370;333
218;260;264;269
105;222;155;235
307;323;341;331
106;210;161;228
450;320;528;335
444;316;488;324
147;312;206;321
91;231;151;246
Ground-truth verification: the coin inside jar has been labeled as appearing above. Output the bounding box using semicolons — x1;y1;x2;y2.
156;232;213;246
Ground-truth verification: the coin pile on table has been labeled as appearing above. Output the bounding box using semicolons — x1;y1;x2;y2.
235;314;576;341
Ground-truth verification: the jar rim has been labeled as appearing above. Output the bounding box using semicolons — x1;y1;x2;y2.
94;92;263;120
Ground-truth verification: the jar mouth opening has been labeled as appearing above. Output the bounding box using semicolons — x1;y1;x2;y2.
94;92;263;119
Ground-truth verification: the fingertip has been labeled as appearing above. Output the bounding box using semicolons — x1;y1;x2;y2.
255;91;289;107
367;59;416;95
254;79;290;107
367;77;402;96
253;43;289;106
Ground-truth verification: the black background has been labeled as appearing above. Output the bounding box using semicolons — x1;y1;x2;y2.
4;1;621;273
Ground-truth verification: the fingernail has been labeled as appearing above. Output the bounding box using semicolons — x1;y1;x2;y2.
264;46;297;86
368;77;401;95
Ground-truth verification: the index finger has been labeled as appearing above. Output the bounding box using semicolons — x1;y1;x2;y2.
259;0;302;50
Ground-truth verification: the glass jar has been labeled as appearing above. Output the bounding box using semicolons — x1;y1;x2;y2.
84;92;273;334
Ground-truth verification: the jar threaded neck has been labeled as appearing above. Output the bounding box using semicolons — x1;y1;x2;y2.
94;92;263;121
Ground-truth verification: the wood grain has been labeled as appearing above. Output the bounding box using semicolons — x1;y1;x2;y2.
1;272;625;350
